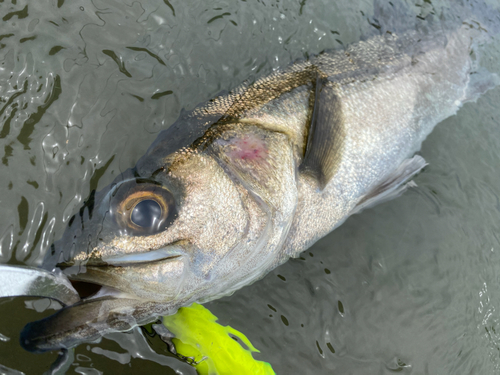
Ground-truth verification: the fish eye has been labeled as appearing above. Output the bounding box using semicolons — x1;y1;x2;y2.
131;199;162;228
112;180;177;235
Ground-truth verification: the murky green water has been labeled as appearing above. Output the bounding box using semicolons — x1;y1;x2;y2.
1;0;500;373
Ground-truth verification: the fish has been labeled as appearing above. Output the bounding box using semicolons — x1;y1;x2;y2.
18;16;499;352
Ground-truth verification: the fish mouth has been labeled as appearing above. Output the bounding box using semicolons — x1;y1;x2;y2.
69;280;103;299
57;246;186;300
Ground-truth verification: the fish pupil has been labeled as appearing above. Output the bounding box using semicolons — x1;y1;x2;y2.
131;199;162;229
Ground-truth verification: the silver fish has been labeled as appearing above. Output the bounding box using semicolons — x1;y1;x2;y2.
19;20;498;352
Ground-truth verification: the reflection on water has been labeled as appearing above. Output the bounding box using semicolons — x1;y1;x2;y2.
0;0;500;373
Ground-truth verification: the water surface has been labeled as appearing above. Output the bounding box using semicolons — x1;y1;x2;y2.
1;0;500;373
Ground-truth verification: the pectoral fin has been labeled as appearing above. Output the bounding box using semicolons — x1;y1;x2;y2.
300;79;344;190
352;155;427;214
464;67;500;103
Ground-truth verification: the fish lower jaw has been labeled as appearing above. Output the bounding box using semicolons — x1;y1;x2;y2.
86;285;142;301
67;277;154;303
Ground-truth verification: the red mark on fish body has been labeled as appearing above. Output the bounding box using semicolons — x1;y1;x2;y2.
227;134;268;161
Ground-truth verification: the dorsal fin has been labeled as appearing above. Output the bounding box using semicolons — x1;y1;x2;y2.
299;78;345;190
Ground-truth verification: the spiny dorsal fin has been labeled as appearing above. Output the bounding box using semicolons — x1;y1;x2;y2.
299;78;345;190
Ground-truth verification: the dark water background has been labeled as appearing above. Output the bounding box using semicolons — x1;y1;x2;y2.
1;0;500;373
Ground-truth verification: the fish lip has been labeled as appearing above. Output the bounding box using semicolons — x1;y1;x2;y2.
97;254;183;267
57;245;186;268
100;246;185;266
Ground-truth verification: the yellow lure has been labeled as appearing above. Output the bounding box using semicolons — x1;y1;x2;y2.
163;303;275;375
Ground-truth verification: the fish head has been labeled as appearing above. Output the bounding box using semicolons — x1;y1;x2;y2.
48;126;280;308
33;86;302;351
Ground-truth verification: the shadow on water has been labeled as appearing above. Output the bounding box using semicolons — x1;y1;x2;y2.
1;0;500;373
